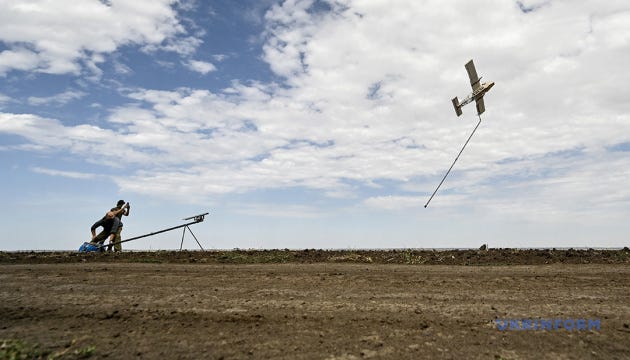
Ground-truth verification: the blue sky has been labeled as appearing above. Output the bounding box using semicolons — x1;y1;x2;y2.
1;0;629;250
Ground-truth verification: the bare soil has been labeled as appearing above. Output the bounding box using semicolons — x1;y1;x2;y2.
1;250;630;359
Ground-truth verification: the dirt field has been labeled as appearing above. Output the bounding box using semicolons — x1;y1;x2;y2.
1;250;630;359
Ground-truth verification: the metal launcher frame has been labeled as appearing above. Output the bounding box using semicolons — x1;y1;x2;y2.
101;212;209;251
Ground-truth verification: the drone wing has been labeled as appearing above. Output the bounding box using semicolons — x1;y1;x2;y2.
465;59;481;91
475;96;485;115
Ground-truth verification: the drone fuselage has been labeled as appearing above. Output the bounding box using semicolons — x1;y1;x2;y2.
459;81;495;107
451;60;494;116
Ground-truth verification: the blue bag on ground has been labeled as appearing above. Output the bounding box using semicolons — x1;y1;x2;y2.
78;242;100;252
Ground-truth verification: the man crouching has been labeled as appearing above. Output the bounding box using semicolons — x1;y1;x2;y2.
90;204;129;251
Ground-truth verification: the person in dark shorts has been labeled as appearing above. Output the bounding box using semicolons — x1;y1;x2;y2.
90;204;128;251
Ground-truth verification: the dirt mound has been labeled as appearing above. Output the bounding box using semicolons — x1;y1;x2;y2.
2;248;629;265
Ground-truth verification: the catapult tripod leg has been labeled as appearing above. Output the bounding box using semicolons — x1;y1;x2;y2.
425;114;482;208
179;225;205;251
186;226;205;251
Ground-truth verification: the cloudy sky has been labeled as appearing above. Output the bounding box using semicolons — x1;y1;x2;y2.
1;0;629;250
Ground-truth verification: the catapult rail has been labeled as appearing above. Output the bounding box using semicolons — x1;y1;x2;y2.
99;212;208;250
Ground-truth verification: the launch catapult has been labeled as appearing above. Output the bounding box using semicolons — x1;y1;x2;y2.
89;212;209;252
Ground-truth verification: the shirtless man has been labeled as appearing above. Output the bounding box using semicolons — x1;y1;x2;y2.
90;204;129;251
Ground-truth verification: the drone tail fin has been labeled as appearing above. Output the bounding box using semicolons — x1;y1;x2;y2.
452;97;462;116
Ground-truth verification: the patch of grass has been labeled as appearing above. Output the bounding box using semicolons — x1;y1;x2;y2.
0;339;47;359
0;339;96;360
257;251;293;263
216;251;249;263
69;345;95;359
214;250;294;264
329;253;373;263
402;250;425;265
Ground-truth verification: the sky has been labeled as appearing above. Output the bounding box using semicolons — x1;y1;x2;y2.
1;0;629;250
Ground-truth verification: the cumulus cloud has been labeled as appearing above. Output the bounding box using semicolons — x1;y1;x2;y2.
0;0;193;76
0;48;42;75
184;59;217;74
2;0;630;222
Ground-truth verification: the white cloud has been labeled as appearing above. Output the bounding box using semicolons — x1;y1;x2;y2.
0;0;194;76
0;48;42;75
363;195;427;211
143;35;202;56
32;167;96;180
184;59;217;74
2;0;630;225
0;93;11;105
212;54;228;62
113;60;133;75
0;112;151;165
230;203;325;219
27;90;87;106
176;0;198;12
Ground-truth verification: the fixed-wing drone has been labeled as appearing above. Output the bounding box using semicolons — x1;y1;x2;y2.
424;59;495;208
451;59;494;116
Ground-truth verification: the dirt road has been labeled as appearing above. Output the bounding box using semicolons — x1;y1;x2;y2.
1;259;629;359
